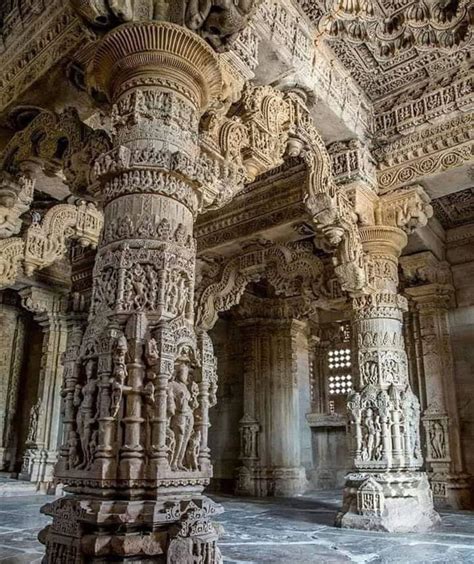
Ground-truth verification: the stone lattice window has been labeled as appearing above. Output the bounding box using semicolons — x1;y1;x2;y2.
327;348;352;396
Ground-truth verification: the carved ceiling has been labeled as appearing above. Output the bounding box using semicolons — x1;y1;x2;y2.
432;186;474;228
297;0;473;103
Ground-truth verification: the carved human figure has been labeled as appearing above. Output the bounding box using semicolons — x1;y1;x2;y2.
75;360;98;469
26;398;42;444
362;408;376;461
110;335;129;417
167;351;199;471
430;420;446;459
67;431;80;470
242;426;253;458
187;429;201;471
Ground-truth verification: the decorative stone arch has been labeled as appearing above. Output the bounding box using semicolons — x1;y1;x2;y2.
0;108;107;288
195;240;329;330
209;82;368;296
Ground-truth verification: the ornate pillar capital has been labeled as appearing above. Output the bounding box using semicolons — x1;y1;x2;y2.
90;21;222;109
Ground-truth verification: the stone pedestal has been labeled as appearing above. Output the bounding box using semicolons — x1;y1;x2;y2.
236;317;308;497
337;225;440;532
40;21;226;563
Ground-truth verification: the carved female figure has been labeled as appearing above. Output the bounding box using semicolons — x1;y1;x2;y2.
430;421;446;459
75;359;98;469
362;408;376;461
110;335;128;417
167;351;199;471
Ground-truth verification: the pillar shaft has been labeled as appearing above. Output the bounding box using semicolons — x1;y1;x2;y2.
406;283;472;508
337;225;440;532
237;318;308;497
18;287;68;491
41;22;224;563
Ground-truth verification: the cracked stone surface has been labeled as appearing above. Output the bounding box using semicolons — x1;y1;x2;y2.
0;490;473;563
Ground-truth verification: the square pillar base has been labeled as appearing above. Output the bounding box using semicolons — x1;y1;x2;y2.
39;494;224;563
336;472;441;533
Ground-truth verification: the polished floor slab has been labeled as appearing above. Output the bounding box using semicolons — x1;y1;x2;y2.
0;489;473;563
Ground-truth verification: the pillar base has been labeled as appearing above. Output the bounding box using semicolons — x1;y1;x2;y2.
236;465;307;497
19;448;56;492
39;494;223;563
431;472;473;510
336;471;440;533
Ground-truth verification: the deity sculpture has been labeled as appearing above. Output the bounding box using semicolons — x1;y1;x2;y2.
110;335;129;417
167;349;200;471
74;359;98;469
26;398;42;445
430;421;447;459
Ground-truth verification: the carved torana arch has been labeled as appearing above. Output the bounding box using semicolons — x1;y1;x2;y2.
196;240;329;330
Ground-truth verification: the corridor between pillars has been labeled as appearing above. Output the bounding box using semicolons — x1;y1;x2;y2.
337;225;441;532
40;22;224;563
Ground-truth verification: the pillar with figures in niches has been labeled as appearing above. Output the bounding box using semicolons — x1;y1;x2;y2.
401;253;472;509
236;314;309;497
18;287;69;492
39;21;227;564
336;221;440;532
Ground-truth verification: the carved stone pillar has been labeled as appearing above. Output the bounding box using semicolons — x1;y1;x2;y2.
18;287;68;491
40;22;224;563
337;222;440;532
0;292;26;471
236;311;308;497
401;253;472;509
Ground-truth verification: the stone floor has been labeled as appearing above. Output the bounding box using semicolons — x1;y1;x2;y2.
0;488;473;563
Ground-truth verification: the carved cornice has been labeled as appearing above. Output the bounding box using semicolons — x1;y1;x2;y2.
252;0;373;136
400;251;453;287
0;1;85;113
374;74;473;138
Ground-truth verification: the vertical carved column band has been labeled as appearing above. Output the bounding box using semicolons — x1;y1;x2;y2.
40;22;224;563
337;225;440;532
403;267;472;509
